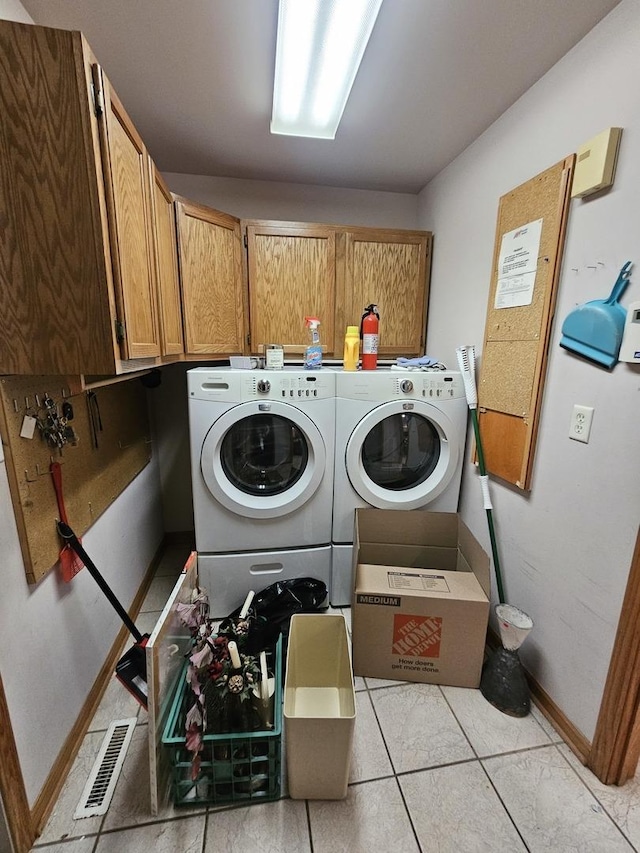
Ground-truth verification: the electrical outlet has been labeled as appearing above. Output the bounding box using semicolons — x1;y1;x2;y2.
569;404;594;443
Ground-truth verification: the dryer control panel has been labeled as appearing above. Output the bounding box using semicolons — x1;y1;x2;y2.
418;374;465;400
335;370;464;401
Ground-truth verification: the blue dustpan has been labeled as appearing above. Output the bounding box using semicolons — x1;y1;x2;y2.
560;261;632;369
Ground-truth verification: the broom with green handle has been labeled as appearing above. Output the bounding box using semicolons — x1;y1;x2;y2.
456;346;534;716
455;345;506;605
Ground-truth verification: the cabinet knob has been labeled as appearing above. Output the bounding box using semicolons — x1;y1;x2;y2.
400;379;414;393
257;379;271;393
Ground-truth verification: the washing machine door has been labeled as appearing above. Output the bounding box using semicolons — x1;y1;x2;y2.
200;400;326;518
345;400;458;510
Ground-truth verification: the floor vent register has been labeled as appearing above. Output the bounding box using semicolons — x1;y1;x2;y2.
74;718;137;819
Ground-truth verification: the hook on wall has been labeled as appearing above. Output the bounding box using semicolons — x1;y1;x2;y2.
24;458;65;483
569;261;610;274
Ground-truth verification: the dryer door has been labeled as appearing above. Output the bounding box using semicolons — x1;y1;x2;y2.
345;400;459;510
200;400;326;518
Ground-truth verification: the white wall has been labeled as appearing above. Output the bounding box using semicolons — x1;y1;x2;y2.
0;8;165;806
0;449;163;805
418;0;640;741
163;173;419;228
0;0;29;23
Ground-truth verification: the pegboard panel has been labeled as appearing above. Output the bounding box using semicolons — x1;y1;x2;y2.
478;156;575;490
0;375;151;584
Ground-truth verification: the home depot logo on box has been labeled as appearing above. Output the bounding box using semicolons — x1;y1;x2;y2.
392;614;442;658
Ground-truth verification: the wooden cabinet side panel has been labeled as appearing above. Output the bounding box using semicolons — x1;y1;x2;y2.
0;21;115;375
98;72;160;359
344;234;429;355
177;203;244;354
247;228;336;354
150;164;184;356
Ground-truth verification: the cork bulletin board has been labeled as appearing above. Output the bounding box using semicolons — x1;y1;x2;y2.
0;375;151;584
478;155;575;490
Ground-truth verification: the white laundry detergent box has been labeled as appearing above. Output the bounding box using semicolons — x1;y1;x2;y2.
352;509;490;688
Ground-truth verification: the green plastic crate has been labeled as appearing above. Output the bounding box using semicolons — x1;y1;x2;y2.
162;637;282;806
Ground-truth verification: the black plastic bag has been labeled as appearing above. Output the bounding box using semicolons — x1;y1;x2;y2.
219;577;328;655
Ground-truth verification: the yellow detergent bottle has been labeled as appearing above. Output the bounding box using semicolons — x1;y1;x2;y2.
343;325;359;370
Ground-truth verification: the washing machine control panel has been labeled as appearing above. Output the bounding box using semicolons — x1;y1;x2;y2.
187;367;335;402
270;372;335;400
248;373;334;400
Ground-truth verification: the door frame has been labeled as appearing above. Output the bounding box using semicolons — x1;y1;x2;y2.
0;673;34;852
588;525;640;784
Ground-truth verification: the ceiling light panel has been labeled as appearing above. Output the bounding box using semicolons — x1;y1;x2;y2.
271;0;384;139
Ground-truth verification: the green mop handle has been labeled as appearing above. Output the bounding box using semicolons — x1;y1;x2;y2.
456;345;506;604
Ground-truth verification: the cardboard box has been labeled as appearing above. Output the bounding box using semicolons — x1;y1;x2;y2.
284;614;356;799
352;509;490;688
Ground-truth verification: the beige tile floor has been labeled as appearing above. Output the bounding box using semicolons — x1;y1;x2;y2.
32;545;640;852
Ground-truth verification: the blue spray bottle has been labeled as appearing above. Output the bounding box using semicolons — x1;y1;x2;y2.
304;317;322;369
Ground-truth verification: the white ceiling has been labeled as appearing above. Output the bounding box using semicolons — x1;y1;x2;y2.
21;0;620;193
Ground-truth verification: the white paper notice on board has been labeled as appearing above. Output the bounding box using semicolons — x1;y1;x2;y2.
495;218;543;309
495;271;537;309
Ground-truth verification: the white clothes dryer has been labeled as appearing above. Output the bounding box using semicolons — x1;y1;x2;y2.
188;368;335;615
331;369;467;605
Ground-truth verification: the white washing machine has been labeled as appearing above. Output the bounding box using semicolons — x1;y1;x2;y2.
331;369;467;605
188;367;335;615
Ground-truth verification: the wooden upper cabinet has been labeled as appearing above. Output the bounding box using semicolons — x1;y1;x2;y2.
149;162;184;357
337;229;432;357
245;222;337;355
0;20;168;375
174;198;246;356
0;22;116;375
93;67;161;360
244;221;431;358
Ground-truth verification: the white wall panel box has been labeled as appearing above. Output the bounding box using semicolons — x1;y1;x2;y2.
284;614;355;799
571;127;622;198
352;509;490;688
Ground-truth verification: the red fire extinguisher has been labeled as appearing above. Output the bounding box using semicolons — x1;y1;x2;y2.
360;304;380;370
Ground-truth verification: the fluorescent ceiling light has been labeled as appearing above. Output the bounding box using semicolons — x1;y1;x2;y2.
271;0;384;139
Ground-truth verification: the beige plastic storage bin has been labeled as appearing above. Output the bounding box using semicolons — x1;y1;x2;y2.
284;614;356;799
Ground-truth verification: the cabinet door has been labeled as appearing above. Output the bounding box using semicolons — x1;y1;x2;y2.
245;222;336;355
0;23;117;376
94;67;161;360
175;198;246;355
338;229;432;357
149;162;184;357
